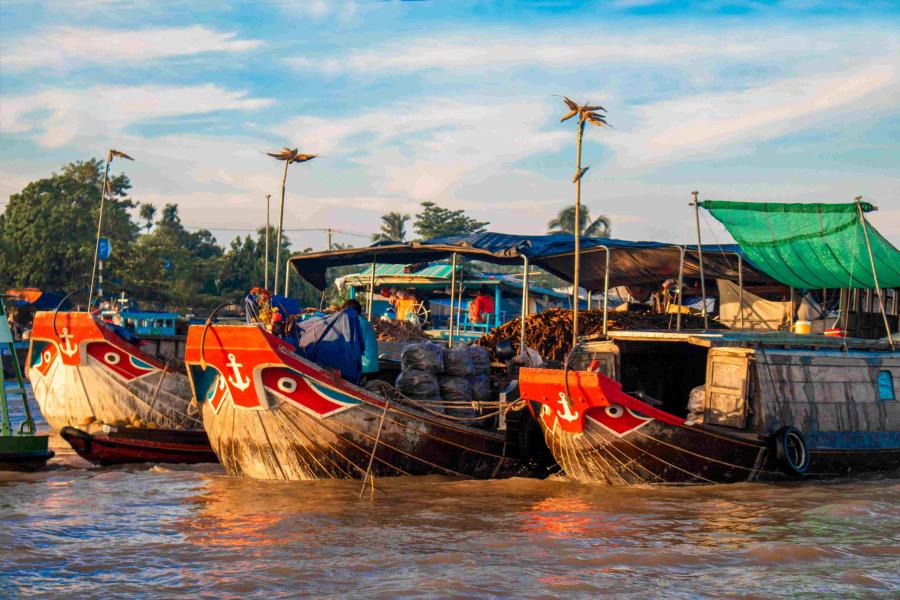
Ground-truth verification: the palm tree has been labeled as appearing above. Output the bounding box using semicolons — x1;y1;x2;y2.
547;205;611;237
266;147;317;295
559;96;609;346
139;203;156;233
372;212;410;242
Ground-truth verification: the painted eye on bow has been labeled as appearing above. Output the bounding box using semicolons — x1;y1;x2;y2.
605;405;624;419
277;377;298;393
43;350;52;363
104;352;121;365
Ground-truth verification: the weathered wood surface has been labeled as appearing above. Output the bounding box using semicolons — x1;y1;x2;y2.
30;356;198;432
203;387;515;481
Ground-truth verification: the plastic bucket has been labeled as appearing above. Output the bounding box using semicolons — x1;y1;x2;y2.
791;320;812;335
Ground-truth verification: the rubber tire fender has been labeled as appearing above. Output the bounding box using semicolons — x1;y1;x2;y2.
774;426;810;475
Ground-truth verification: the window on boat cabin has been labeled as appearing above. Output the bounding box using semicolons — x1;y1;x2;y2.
878;371;895;402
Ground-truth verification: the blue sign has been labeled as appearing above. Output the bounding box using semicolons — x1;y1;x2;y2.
98;238;112;261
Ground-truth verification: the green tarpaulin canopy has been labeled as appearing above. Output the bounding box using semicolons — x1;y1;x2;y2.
700;200;900;289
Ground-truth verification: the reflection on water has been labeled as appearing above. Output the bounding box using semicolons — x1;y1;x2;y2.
0;385;898;597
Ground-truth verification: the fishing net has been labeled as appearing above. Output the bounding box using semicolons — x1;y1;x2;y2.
701;201;900;289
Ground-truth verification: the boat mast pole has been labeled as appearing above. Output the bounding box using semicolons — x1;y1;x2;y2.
738;254;745;330
572;119;585;349
602;246;610;336
273;160;290;296
448;253;458;348
856;197;895;350
691;191;709;329
367;257;376;321
676;246;685;331
87;151;113;311
519;256;528;352
264;194;271;291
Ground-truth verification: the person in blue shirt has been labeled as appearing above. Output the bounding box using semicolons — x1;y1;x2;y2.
342;299;379;378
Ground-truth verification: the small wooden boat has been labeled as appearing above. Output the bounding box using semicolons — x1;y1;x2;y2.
183;322;544;481
60;425;217;466
520;333;900;484
27;310;201;433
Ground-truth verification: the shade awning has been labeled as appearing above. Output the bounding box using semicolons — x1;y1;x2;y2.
701;200;900;289
289;232;773;291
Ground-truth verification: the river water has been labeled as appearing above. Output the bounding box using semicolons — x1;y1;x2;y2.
1;385;898;598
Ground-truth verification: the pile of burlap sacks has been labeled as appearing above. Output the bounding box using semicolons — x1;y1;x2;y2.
395;342;492;417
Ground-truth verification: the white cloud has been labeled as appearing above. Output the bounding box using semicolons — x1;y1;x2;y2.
1;84;273;148
2;25;261;71
604;63;899;167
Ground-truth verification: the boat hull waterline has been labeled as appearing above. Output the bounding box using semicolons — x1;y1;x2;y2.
28;311;200;433
520;366;900;484
185;324;528;481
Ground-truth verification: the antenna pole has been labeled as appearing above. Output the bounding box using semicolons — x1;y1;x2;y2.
264;194;271;291
856;196;894;350
691;191;709;329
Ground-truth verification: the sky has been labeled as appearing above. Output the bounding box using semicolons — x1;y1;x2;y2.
1;0;899;252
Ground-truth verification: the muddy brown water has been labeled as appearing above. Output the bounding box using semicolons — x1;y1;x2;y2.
1;385;898;598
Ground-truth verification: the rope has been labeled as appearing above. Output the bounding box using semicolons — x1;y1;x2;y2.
359;399;391;498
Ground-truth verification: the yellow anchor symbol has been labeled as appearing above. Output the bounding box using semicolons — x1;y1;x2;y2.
225;353;251;391
59;327;78;357
556;392;580;423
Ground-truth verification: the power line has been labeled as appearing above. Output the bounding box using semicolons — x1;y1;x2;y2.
180;224;373;238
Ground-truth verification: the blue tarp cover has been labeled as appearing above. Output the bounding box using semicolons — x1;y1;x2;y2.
294;309;364;384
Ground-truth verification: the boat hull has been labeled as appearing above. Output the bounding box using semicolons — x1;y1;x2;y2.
186;324;529;481
60;426;218;466
0;435;54;471
28;312;199;432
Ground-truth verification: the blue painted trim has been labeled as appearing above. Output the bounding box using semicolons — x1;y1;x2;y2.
807;431;900;451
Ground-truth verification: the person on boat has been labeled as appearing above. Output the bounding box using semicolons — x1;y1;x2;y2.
343;299;379;378
468;285;495;325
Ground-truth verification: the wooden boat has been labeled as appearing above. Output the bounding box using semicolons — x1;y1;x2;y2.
60;425;217;466
183;322;544;481
520;332;900;484
27;310;201;435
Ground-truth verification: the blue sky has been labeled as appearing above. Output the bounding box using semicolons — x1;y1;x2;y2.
2;0;899;250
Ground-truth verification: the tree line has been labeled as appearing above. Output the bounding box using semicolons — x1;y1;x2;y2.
0;159;501;312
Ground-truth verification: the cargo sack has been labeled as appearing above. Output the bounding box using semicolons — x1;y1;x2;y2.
396;369;440;400
400;342;445;374
467;345;492;375
444;346;474;377
439;376;476;417
470;373;492;402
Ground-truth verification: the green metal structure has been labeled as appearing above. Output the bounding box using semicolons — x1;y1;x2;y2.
0;296;53;470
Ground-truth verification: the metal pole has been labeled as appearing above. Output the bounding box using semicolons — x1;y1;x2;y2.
691;191;708;329
98;260;104;306
264;194;270;291
519;256;528;352
284;260;291;298
572;120;585;348
88;151;113;310
273;160;290;296
367;257;377;321
738;254;745;330
602;246;610;336
327;228;333;250
677;246;685;331
448;253;458;348
856;197;895;350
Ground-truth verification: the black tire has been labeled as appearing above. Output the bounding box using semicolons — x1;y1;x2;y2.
774;426;810;475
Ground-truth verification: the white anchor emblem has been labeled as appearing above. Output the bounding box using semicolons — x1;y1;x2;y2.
556;392;580;422
225;353;251;391
59;327;78;357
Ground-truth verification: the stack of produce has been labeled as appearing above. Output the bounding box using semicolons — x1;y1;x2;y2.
372;319;429;342
476;308;722;362
79;414;161;431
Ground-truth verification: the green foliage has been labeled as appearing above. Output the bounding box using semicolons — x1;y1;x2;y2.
0;159;137;291
412;201;488;240
547;204;611;237
138;203;156;233
371;212;410;242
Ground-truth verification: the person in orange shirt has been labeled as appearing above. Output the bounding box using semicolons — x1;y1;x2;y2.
468;285;495;324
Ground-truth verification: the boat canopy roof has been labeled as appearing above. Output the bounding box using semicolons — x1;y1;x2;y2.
701;200;900;289
289;232;773;291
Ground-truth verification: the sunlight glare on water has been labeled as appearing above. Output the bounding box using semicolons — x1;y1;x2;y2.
0;388;898;598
